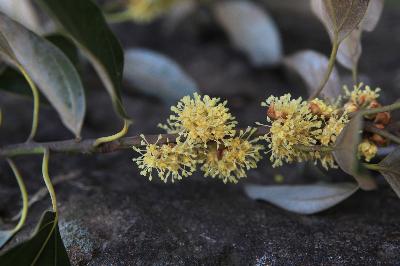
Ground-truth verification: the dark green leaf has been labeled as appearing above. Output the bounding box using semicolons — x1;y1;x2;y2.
378;147;400;198
0;13;86;137
0;211;70;266
245;183;358;215
333;114;377;190
46;34;80;69
37;0;129;119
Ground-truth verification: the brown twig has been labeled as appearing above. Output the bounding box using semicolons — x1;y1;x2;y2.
0;127;270;158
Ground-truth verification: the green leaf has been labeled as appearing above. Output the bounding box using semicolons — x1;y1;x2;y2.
333;114;377;190
311;0;370;42
0;34;79;102
0;211;70;265
377;147;400;198
46;34;80;69
244;183;359;215
37;0;129;119
0;13;86;137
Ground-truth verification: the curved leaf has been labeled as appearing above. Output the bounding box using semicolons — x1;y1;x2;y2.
37;0;128;119
283;50;341;102
244;183;359;215
336;28;362;70
0;211;70;266
124;48;198;103
333;114;377;190
335;0;383;71
0;34;79;101
0;13;86;137
378;147;400;198
311;0;370;42
213;0;282;67
0;0;41;33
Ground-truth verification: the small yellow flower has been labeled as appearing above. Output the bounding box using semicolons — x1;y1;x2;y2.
318;114;349;146
358;139;378;162
309;98;336;117
344;83;380;109
127;0;181;22
160;93;237;146
262;94;304;120
261;94;348;170
262;94;323;167
200;128;263;184
133;135;197;183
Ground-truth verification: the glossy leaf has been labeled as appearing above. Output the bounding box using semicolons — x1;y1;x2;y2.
333;114;377;190
283;50;341;102
0;211;70;265
213;0;282;67
244;183;359;215
378;147;400;198
0;13;86;137
124;48;198;103
311;0;370;42
37;0;128;119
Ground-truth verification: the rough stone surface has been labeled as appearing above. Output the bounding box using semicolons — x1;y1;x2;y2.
1;2;400;265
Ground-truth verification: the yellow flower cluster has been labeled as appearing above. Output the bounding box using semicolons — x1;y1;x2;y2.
200;128;264;184
343;83;381;112
261;94;348;169
160;93;237;146
127;0;181;22
133;94;263;183
358;139;378;162
343;83;386;162
133;135;196;182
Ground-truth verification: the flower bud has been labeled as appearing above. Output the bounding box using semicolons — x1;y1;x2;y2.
344;102;358;113
308;102;321;115
370;133;387;146
374;112;391;125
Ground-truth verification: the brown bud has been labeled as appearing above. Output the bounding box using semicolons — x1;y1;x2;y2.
374;112;391;125
370;133;387;146
374;123;385;129
359;95;367;105
267;104;277;120
309;102;321;115
368;100;381;109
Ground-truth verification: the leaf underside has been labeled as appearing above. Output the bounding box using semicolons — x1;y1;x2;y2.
333;114;377;190
245;183;359;215
0;13;86;137
378;147;400;198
